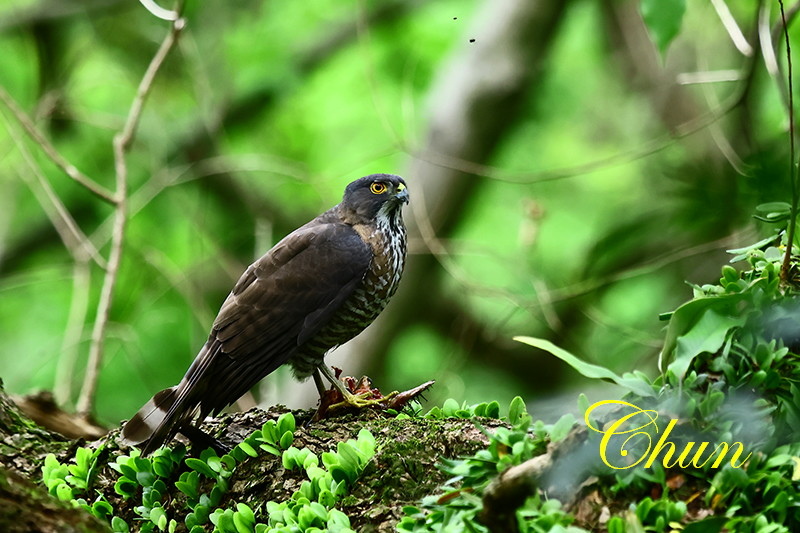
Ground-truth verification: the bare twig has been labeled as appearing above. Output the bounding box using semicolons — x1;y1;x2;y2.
403;84;745;186
761;1;791;116
481;454;550;533
771;0;800;44
55;259;92;406
138;0;180;20
76;11;186;417
778;1;799;283
711;0;753;56
0;113;108;269
0;86;118;205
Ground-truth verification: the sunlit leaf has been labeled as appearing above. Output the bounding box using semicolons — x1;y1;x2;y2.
514;336;656;397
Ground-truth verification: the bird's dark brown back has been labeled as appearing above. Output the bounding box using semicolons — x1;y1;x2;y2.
120;174;408;454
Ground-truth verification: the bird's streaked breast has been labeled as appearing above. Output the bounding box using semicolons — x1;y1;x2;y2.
290;207;407;378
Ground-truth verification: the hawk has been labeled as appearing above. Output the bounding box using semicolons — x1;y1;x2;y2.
121;174;408;454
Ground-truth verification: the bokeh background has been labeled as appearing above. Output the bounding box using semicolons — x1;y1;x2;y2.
0;0;793;426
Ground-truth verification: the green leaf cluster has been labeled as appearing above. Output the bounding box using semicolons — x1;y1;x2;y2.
527;219;800;528
422;398;501;421
42;444;115;523
39;412;378;533
606;496;687;533
233;412;297;458
399;397;580;532
108;445;186;532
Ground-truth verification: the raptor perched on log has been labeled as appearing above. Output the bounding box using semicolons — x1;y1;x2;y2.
121;174;409;454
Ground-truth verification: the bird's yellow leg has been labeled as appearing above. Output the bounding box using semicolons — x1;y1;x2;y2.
316;364;399;409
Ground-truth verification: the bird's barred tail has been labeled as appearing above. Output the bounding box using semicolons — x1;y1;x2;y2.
120;386;182;453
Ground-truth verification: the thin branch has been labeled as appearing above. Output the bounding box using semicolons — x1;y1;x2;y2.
696;58;749;175
402;73;754;186
676;69;742;85
710;0;753;56
138;0;180;21
771;0;800;44
0;86;118;205
54;258;92;406
779;0;799;283
761;0;792;116
76;11;186;417
0;113;108;269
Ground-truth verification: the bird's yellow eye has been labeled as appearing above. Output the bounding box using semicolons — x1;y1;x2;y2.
370;182;388;194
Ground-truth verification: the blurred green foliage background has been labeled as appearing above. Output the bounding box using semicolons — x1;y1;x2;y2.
0;0;794;426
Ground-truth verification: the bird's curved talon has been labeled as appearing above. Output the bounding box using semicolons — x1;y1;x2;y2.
328;390;399;411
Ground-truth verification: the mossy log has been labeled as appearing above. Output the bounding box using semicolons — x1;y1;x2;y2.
0;381;505;532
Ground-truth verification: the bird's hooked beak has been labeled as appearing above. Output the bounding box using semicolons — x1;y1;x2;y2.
395;183;409;204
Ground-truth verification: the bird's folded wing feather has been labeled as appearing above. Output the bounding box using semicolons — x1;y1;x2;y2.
176;222;372;413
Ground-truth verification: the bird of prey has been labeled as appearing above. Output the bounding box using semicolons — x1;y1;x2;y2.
121;174;408;454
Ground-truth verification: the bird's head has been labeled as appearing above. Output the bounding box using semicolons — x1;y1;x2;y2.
340;174;408;223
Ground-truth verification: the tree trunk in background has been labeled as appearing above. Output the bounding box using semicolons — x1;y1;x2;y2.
285;0;574;408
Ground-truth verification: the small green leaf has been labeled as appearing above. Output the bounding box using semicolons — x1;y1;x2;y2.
91;499;114;519
209;485;226;507
549;413;575;442
507;396;527;425
484;401;500;419
277;412;296;436
195;504;211;524
320;451;338;471
221;454;237;471
356;429;376;457
259;443;280;456
117;463;138;481
55;482;73;501
424;406;443;419
680;517;727;533
317;488;336;508
111;516;130;533
303;452;320;470
236;441;259;458
279;430;294;450
206;456;222;473
152;460;172;478
114;478;138;498
65;475;88;489
261;421;278;444
236;502;255;522
640;0;686;55
442;398;460;417
282;447;299;470
149;506;167;530
515;337;658;397
185;458;217;479
136;470;156;487
329;464;353;485
213;508;236;532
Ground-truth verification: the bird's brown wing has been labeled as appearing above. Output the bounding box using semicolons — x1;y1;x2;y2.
122;221;371;452
190;221;372;405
